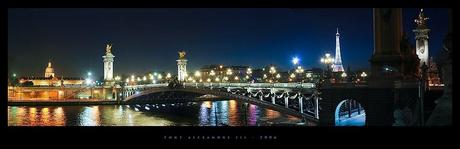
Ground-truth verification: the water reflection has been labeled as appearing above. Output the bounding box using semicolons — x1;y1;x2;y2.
7;106;66;126
79;106;101;126
8;100;305;126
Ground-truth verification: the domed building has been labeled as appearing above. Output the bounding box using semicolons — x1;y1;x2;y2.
44;61;55;78
19;60;84;86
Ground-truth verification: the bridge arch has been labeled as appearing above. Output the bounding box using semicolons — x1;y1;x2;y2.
123;87;318;123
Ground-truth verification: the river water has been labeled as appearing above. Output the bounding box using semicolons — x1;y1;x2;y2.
8;100;311;126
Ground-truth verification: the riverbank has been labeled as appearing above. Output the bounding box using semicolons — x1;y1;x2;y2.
8;100;119;106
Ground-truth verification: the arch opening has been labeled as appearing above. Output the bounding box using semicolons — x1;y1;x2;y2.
335;99;366;126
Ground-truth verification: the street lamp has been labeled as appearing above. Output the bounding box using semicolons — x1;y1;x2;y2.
158;74;163;80
360;72;367;78
226;68;233;75
292;57;300;65
210;70;216;76
320;53;334;82
195;71;201;77
341;72;347;83
166;73;171;79
247;68;252;74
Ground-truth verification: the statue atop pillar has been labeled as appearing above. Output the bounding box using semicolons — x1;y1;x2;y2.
106;43;113;54
178;50;186;59
415;9;429;29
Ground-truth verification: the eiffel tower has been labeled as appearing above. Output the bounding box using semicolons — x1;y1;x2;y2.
332;28;344;72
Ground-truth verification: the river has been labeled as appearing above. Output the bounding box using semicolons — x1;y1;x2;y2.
8;99;311;126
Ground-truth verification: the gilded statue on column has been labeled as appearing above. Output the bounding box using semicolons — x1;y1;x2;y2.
178;50;186;59
106;43;112;53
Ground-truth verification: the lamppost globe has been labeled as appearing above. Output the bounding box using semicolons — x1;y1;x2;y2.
292;57;300;65
361;72;367;78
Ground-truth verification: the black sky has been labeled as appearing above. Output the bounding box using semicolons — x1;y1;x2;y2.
8;8;449;78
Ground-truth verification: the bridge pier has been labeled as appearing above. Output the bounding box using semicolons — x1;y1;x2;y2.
271;94;275;104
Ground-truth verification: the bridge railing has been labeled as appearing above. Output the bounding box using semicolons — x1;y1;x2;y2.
183;82;315;88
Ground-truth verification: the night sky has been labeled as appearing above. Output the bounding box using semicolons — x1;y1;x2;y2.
8;8;449;78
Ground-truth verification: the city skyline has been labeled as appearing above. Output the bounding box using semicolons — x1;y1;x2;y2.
8;8;449;78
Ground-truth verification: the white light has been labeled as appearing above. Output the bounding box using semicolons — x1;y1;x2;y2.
87;72;92;76
143;76;147;81
85;78;93;85
158;74;163;79
361;72;367;77
194;71;201;77
292;57;300;65
166;73;171;79
276;74;281;79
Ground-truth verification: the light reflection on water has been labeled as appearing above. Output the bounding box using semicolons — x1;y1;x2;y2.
8;100;306;126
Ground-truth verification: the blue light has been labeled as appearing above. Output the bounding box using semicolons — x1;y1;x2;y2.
292;57;300;65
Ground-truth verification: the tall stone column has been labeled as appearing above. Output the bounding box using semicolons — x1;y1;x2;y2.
103;43;115;86
177;50;188;82
370;8;404;84
413;9;430;67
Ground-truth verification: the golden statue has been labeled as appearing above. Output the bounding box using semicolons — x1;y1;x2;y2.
415;9;429;28
106;43;112;53
178;50;186;59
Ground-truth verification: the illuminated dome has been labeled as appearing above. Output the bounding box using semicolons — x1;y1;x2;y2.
45;61;55;78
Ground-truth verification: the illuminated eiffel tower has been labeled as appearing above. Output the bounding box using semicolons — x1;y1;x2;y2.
332;28;344;72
